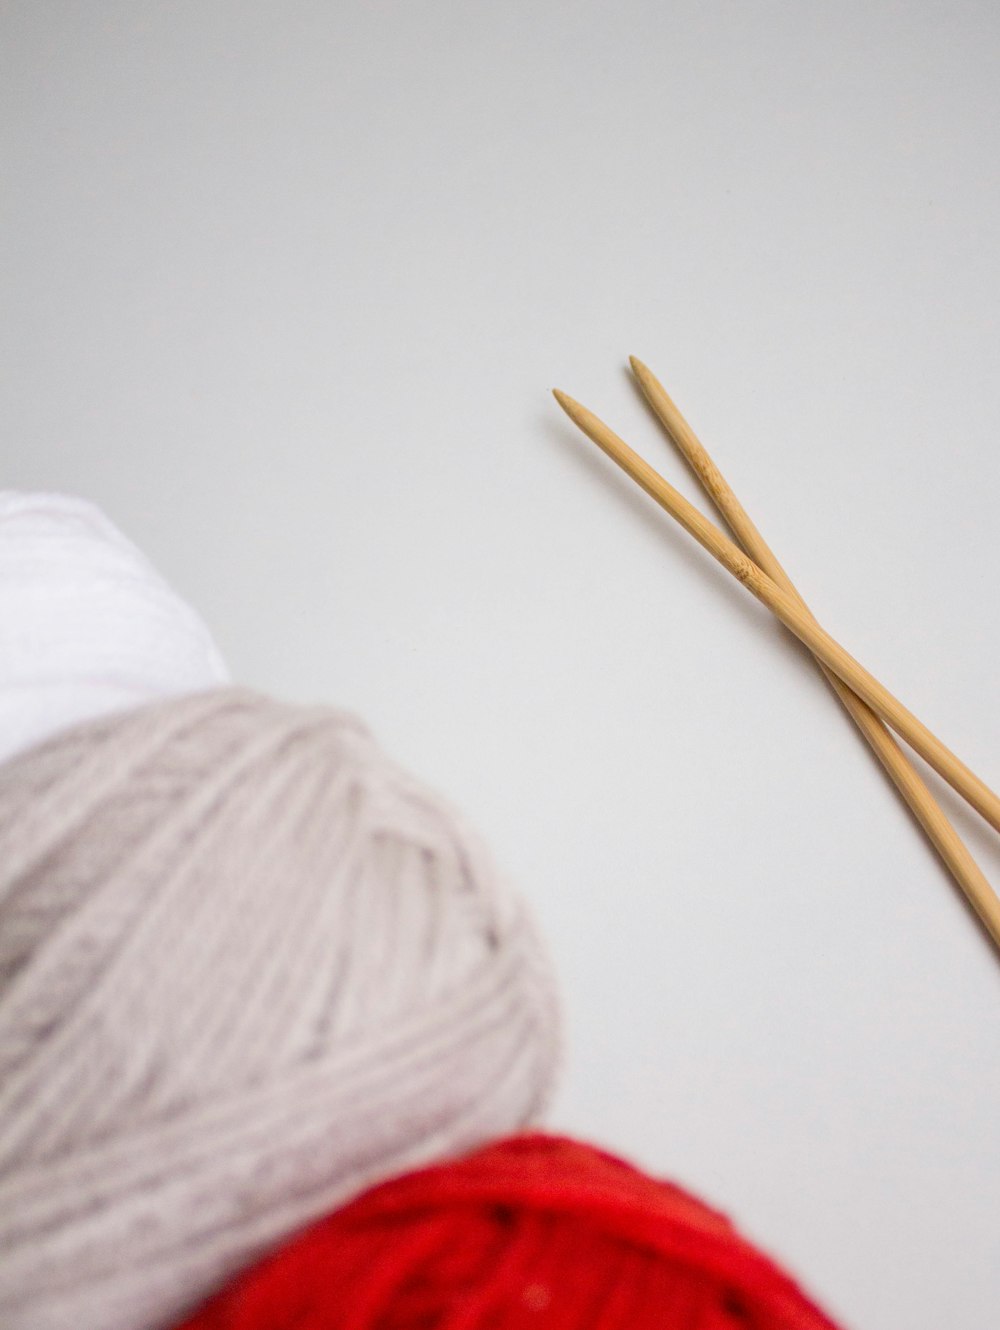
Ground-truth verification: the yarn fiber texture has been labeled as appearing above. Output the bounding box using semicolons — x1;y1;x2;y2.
0;688;559;1330
177;1133;843;1330
0;491;229;765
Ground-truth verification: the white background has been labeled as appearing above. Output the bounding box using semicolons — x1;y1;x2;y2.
3;3;1000;1325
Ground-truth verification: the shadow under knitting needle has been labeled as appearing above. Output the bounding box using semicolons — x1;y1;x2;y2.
541;408;829;697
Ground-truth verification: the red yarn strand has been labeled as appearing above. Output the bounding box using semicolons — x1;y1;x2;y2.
176;1134;843;1330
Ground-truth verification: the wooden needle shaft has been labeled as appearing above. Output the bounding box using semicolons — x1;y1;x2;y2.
629;357;1000;948
553;387;1000;839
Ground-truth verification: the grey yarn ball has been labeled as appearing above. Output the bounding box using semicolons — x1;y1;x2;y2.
0;688;560;1330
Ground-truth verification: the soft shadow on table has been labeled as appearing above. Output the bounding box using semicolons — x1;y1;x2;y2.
542;407;784;643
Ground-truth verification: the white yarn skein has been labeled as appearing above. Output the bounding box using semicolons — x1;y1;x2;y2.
0;688;560;1330
0;492;229;765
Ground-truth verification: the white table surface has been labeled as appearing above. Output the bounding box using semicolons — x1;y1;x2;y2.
3;4;999;1325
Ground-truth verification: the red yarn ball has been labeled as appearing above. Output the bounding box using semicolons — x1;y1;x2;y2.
176;1134;842;1330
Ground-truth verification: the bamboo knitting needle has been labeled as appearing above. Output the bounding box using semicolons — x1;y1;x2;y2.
552;388;1000;837
629;356;1000;949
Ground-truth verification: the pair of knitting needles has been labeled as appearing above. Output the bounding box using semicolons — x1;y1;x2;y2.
554;360;1000;952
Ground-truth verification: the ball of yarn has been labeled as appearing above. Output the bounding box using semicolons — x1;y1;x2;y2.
0;491;229;765
176;1133;842;1330
0;689;559;1330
